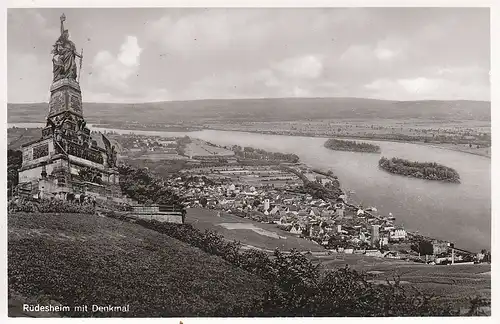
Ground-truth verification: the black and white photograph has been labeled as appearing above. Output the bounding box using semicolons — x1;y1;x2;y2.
5;2;493;319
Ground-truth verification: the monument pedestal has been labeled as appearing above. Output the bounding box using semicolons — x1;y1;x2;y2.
17;78;121;200
48;78;83;118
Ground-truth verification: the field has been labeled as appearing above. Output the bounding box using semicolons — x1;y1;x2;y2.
185;140;235;157
134;153;187;161
185;208;325;252
8;212;267;317
423;142;490;157
7;127;43;150
310;253;491;308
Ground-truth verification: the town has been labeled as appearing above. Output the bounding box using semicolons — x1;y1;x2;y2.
104;132;489;265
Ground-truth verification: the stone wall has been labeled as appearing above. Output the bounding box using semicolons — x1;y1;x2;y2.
129;213;184;224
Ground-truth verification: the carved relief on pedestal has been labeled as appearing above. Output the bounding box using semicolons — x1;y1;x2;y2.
33;143;49;160
48;91;65;116
48;82;83;118
23;149;33;163
69;92;82;115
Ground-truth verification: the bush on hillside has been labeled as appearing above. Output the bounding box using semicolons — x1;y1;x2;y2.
8;198;95;214
96;199;131;212
118;165;183;205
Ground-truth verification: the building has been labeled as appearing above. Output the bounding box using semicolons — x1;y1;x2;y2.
263;199;270;212
290;224;303;235
432;240;450;255
371;225;380;247
16;14;121;201
389;228;407;241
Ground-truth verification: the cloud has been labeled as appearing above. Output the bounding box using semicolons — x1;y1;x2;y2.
291;86;311;97
397;77;441;94
339;45;371;63
434;65;489;80
8;10;58;40
118;36;142;67
374;47;397;60
145;8;372;60
7;8;490;103
374;44;403;61
89;36;142;91
340;39;405;65
146;10;266;54
182;54;326;100
272;55;324;79
7;53;51;103
86;88;170;103
364;75;489;101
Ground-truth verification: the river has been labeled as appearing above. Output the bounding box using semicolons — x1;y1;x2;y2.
9;124;491;251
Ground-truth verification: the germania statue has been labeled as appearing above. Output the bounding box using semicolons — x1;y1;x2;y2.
51;14;83;83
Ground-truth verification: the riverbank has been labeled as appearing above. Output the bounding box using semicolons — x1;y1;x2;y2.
203;128;491;159
420;142;490;158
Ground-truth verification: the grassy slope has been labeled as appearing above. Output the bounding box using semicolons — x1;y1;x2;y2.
8;98;491;123
8;212;267;317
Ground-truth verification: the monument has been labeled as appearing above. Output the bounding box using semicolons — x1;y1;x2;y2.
16;14;121;201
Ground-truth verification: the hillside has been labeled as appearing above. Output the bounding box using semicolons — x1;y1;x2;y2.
8;212;266;317
7;97;491;124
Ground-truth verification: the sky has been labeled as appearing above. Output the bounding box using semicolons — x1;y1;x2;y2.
7;7;490;103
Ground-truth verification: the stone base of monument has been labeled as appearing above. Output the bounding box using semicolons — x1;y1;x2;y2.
16;77;123;202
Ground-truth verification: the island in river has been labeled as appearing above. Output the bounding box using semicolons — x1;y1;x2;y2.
379;157;461;183
324;138;381;153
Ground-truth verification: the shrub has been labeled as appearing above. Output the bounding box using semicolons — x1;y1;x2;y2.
118;165;183;206
8;198;95;214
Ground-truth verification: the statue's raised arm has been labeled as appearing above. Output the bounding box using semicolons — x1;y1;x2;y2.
60;13;66;36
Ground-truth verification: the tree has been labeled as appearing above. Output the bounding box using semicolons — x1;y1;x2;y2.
7;149;23;196
411;240;433;256
199;197;208;208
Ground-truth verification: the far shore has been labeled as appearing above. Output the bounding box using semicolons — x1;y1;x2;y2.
7;123;490;159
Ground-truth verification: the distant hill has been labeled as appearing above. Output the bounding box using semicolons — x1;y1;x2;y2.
8;97;491;124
